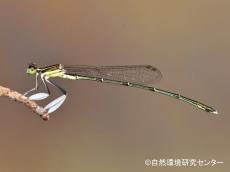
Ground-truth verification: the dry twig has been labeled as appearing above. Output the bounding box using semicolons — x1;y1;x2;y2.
0;85;49;120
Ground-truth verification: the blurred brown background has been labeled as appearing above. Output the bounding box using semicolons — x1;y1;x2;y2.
0;0;229;172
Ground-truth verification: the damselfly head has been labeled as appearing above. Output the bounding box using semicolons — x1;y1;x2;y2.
27;62;38;75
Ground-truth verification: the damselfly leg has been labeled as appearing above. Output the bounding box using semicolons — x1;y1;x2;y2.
43;78;67;114
24;73;39;96
25;73;67;114
24;74;50;101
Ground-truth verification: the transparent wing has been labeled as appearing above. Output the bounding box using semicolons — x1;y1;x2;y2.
64;65;162;85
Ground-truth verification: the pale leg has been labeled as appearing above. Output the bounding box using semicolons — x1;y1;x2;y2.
44;78;67;114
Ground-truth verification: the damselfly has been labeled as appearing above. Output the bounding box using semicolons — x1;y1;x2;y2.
24;63;218;115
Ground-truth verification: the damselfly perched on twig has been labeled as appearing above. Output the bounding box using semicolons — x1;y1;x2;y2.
24;63;218;115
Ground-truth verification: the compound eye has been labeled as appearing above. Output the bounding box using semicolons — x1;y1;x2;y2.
27;67;36;75
29;68;34;72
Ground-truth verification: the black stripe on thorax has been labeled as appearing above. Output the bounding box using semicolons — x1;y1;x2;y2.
39;64;62;73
